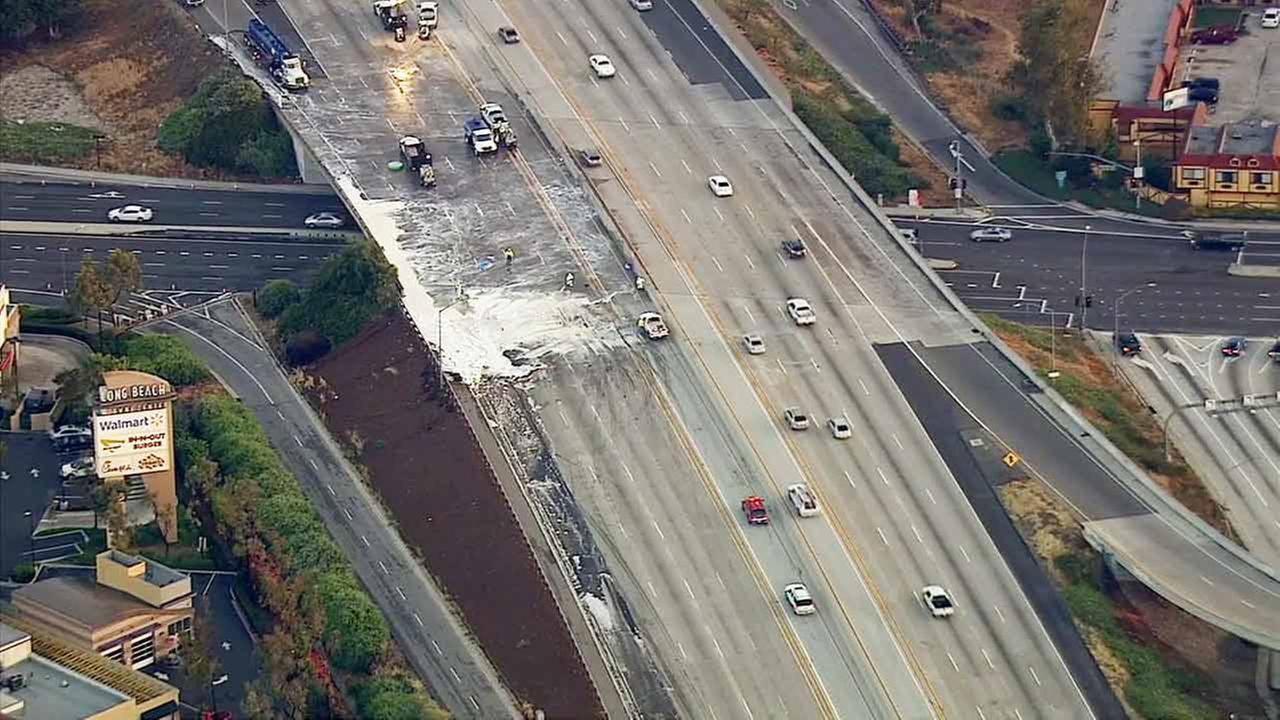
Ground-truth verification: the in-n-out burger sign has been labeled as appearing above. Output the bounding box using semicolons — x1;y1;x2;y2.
98;383;171;404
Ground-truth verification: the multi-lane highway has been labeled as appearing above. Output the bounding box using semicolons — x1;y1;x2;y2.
894;215;1280;335
1120;335;1280;564
0;174;350;229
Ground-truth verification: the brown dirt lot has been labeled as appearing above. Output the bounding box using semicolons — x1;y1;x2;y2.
300;313;604;719
0;0;231;177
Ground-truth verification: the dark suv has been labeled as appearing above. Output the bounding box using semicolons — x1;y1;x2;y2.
1190;25;1239;44
1116;332;1142;356
1190;233;1247;251
1221;337;1246;357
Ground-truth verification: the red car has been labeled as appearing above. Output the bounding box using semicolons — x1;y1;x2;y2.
1190;25;1239;44
741;496;769;525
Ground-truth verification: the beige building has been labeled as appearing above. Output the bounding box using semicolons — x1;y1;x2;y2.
8;551;193;671
0;620;180;720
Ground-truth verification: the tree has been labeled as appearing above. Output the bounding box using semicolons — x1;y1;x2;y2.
900;0;943;37
102;249;142;307
1008;0;1105;148
0;0;80;42
71;259;113;333
102;480;133;551
256;279;301;318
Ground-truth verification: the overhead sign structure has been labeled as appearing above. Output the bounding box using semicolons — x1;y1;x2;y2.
93;408;171;477
1162;87;1191;112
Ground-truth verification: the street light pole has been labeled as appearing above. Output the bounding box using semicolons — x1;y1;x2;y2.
1080;225;1090;330
23;510;35;570
435;289;467;392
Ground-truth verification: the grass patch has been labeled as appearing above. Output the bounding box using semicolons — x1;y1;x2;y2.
1059;561;1216;719
0;120;100;164
993;150;1169;218
981;314;1235;539
1191;6;1242;28
718;0;925;201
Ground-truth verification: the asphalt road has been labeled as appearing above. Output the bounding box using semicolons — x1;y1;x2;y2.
0;177;350;229
150;298;521;719
0;232;339;296
894;217;1280;335
1120;334;1280;565
485;0;1105;715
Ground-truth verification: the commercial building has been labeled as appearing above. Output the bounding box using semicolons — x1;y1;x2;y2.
8;551;193;671
0;620;179;720
1174;120;1280;208
0;285;16;390
1088;101;1208;162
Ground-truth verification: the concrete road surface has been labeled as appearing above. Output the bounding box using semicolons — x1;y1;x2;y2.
150;298;521;720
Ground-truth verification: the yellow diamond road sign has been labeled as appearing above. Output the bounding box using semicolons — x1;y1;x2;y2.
1003;452;1020;468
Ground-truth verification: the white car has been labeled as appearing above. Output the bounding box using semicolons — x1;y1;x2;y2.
60;456;96;480
922;585;955;618
637;312;669;340
589;54;616;78
629;0;653;9
787;483;821;517
786;298;815;326
968;227;1013;243
783;407;810;430
107;205;153;223
304;212;345;229
479;102;506;126
49;425;91;441
828;416;852;439
707;175;734;197
784;583;815;616
743;334;766;355
1262;8;1280;28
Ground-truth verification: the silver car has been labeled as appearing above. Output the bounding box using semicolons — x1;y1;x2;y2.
304;212;346;229
968;227;1013;243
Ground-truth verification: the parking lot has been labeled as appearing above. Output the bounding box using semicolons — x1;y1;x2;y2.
0;431;66;577
1181;13;1280;124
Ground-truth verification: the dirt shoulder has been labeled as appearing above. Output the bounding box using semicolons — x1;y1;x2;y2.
0;0;232;178
299;313;604;718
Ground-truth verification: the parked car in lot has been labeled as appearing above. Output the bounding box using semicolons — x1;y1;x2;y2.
49;425;92;442
60;456;96;480
1221;336;1246;357
1190;25;1239;44
1263;8;1280;28
968;227;1013;243
1187;86;1219;105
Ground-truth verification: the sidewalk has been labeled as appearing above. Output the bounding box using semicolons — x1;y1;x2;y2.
0;162;335;195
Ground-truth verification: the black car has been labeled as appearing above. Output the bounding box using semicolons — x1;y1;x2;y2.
1182;77;1220;91
1190;233;1247;251
1268;341;1280;362
1221;337;1246;357
1187;86;1218;105
782;239;807;258
1116;332;1142;356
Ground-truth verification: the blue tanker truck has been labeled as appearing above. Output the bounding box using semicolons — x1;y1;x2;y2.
246;19;310;91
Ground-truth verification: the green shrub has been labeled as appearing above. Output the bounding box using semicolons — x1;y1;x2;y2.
311;573;391;673
794;91;922;199
257;280;301;318
121;335;210;387
277;240;398;346
158;70;297;179
10;563;35;583
353;675;446;720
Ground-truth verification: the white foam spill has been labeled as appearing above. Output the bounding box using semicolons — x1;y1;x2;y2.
581;592;615;632
335;176;621;385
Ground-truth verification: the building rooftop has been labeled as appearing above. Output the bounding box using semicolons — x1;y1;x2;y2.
104;550;186;588
13;575;163;629
1184;121;1280;157
0;617;176;712
2;652;131;720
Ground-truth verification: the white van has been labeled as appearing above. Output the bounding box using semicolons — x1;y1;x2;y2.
417;0;438;27
629;0;653;10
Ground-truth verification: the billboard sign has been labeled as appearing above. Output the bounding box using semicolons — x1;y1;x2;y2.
1162;87;1190;112
93;408;171;477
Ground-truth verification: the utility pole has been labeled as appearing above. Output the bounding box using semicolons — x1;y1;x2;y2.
1079;225;1090;330
949;140;965;213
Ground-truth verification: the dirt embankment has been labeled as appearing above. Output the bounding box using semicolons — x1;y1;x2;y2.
299;313;604;718
0;0;227;177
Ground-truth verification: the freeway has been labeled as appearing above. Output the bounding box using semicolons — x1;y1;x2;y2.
892;216;1280;335
0;176;350;229
1119;334;1280;565
0;231;337;295
453;0;1106;716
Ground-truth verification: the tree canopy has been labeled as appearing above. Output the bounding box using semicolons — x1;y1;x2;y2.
1008;0;1104;148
